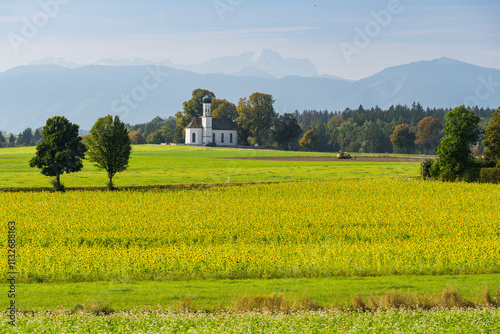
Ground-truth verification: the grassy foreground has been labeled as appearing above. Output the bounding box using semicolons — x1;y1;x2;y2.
0;145;422;188
2;308;500;333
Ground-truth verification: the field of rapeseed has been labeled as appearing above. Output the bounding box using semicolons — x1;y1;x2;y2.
1;178;499;283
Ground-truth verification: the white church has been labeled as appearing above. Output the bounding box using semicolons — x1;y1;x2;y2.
185;95;238;146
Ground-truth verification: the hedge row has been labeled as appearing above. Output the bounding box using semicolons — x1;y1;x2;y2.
479;168;500;184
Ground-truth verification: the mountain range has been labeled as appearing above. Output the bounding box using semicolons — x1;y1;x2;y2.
27;50;321;79
1;53;499;134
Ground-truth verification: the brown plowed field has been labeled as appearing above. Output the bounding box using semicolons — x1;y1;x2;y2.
232;156;426;163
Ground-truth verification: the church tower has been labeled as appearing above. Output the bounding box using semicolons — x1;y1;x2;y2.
202;95;213;144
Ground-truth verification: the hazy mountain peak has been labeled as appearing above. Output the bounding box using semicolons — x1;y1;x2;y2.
178;49;320;78
28;57;80;69
434;57;465;65
252;49;279;63
252;50;264;63
25;50;319;79
95;58;175;67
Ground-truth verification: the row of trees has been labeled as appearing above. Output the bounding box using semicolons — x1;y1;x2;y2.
126;90;496;154
6;89;496;156
30;115;131;191
0;129;42;148
296;104;495;154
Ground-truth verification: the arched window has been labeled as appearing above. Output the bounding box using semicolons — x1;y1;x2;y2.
221;133;224;143
212;133;215;143
230;133;233;143
192;132;196;143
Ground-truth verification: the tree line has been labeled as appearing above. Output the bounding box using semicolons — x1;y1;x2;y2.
3;88;497;157
124;89;496;154
0;128;43;147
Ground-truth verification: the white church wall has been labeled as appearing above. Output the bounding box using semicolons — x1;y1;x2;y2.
212;130;237;146
185;128;202;145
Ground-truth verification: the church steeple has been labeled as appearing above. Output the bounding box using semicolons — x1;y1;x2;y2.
202;95;212;117
202;95;213;143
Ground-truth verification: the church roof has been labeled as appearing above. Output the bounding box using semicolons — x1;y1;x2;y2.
213;118;238;130
186;118;203;129
185;118;237;130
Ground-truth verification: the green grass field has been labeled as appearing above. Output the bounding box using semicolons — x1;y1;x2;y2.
6;274;500;311
0;145;423;188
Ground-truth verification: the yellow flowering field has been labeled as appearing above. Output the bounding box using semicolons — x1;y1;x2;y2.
1;179;499;283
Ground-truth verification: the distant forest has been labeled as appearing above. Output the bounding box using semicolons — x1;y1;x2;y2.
3;103;497;155
124;103;496;154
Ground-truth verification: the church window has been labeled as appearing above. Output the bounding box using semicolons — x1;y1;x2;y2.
230;133;233;143
192;132;196;143
221;133;224;143
212;133;215;143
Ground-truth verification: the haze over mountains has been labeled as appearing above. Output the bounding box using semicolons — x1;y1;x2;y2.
27;50;321;80
1;51;499;133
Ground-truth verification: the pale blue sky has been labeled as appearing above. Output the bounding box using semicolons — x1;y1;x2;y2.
1;0;499;79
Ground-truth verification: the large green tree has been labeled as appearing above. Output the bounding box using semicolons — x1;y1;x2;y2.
146;126;174;144
390;124;416;154
363;121;389;153
86;115;132;189
0;131;5;147
415;116;443;154
29;116;86;190
175;89;215;130
8;134;15;147
436;106;481;180
33;128;43;145
272;113;302;150
336;120;361;152
17;127;34;146
128;131;147;145
299;129;320;151
212;98;237;121
236;92;277;146
482;107;500;166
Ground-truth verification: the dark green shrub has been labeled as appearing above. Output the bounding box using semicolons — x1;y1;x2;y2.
479;168;500;184
422;158;435;179
429;160;441;179
462;166;481;183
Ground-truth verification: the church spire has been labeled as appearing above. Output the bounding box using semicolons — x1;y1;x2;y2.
202;95;212;117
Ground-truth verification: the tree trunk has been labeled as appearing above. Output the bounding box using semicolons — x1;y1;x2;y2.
108;173;114;190
53;174;64;192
